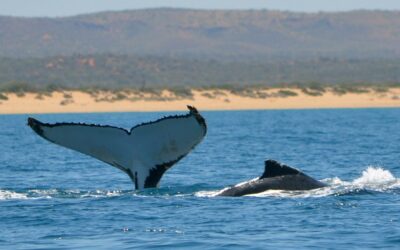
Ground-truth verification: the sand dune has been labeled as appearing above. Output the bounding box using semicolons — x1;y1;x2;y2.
0;88;399;114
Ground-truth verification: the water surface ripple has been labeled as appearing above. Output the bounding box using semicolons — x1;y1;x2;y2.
1;109;399;249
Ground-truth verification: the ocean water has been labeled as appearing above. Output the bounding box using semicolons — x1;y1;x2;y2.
1;108;399;249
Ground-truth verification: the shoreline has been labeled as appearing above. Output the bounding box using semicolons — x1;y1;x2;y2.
1;88;400;114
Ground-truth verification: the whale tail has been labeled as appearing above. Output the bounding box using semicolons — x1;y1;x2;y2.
28;106;207;189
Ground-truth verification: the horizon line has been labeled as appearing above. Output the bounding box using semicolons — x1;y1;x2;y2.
1;7;399;18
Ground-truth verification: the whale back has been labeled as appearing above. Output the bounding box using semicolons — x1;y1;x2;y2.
217;160;326;196
260;159;302;179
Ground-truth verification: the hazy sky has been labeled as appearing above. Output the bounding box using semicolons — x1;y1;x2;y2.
1;0;400;17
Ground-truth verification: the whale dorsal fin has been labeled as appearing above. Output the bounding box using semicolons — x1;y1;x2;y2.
28;106;207;190
260;159;301;179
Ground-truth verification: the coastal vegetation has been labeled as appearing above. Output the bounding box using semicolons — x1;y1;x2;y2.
0;9;399;110
0;82;398;106
0;55;399;93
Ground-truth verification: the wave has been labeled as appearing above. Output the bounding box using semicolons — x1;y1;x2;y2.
0;189;131;201
0;186;202;201
1;167;399;200
196;167;400;198
0;190;29;200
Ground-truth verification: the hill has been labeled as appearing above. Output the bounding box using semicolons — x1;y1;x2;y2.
1;9;400;59
0;55;399;89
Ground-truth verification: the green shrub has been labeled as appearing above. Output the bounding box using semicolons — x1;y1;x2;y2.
112;92;127;101
201;92;214;99
307;82;326;92
301;88;324;96
276;89;298;97
44;84;63;92
169;87;193;99
60;99;73;105
331;87;347;95
0;81;36;93
16;91;25;97
35;93;44;100
373;86;389;93
0;93;8;100
212;90;226;96
63;92;72;99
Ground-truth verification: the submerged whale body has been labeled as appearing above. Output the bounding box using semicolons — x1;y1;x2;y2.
217;160;326;196
28;106;207;190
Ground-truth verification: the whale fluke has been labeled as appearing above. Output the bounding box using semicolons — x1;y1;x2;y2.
27;106;207;189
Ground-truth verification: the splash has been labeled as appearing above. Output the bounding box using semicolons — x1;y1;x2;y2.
196;167;400;198
0;187;193;201
0;190;28;200
2;167;399;200
196;190;222;197
353;167;396;186
0;189;131;201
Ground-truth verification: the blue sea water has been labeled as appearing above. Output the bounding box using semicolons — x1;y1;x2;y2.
0;108;399;249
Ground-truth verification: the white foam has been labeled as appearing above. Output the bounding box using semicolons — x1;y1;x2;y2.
246;187;330;198
0;189;129;200
0;190;28;200
81;190;124;198
29;189;58;197
197;167;400;198
195;190;222;197
353;167;396;185
322;177;348;186
2;167;399;200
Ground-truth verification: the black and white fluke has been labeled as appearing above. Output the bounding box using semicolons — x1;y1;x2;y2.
27;106;207;190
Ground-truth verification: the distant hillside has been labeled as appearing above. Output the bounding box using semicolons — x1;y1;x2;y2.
1;55;399;89
1;9;400;59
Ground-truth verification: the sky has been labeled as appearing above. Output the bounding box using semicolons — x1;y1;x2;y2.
1;0;400;17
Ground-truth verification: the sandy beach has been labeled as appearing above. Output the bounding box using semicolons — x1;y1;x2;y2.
0;88;399;114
